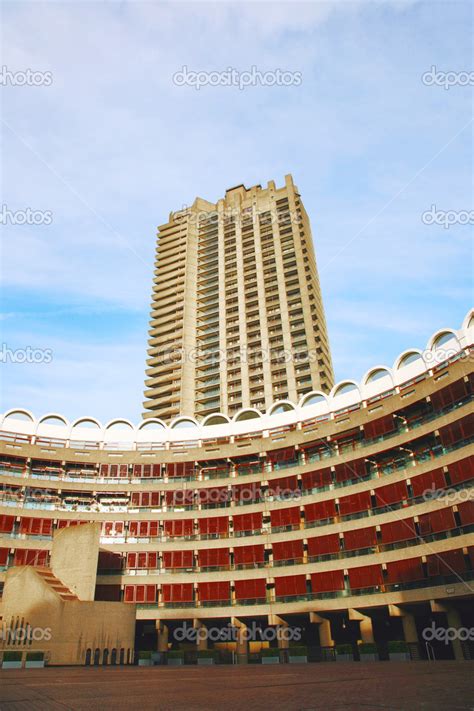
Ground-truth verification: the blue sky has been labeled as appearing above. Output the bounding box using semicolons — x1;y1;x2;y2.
0;0;472;423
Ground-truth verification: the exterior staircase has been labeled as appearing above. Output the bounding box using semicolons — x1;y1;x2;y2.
35;567;79;601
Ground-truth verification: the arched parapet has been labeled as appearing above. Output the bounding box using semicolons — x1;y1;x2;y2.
361;366;394;400
36;413;69;438
103;419;136;445
297;391;330;417
329;380;361;410
267;400;296;416
392;349;427;386
1;408;36;436
69;417;103;441
426;329;462;367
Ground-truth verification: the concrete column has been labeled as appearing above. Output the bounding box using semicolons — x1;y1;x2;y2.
401;614;418;645
156;622;169;652
193;619;208;651
232;617;248;664
276;624;289;650
349;609;374;643
309;612;334;648
446;608;465;661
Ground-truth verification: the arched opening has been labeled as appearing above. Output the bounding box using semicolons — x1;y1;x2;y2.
3;410;34;423
93;648;100;666
397;351;423;368
119;648;125;665
366;368;391;383
84;648;92;666
234;409;261;422
202;414;229;426
102;648;109;665
111;648;117;665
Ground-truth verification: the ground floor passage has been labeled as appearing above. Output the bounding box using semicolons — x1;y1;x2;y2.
1;662;473;711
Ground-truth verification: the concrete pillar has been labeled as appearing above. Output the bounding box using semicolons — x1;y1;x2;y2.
276;624;289;650
193;620;208;651
446;608;465;661
349;609;374;643
156;622;169;652
309;612;334;648
401;614;418;644
232;618;248;664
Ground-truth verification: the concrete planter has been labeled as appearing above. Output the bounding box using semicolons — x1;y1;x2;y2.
25;661;45;668
389;652;410;662
262;657;280;664
167;658;183;666
2;661;23;669
289;656;307;663
138;659;152;666
359;653;377;662
197;658;215;665
336;654;354;662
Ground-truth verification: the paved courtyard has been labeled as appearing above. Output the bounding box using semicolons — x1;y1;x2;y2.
1;662;473;710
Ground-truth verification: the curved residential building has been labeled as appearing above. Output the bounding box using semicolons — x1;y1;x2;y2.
0;310;473;665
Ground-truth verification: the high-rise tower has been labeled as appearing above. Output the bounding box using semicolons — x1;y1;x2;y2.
143;175;334;422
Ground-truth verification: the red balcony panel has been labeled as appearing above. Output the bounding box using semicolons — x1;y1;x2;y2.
233;512;262;533
410;469;446;497
20;518;52;536
448;456;474;484
307;533;340;556
57;520;88;529
124;584;156;603
131;492;160;507
162;583;194;603
274;574;307;598
0;515;14;534
438;415;473;447
162;550;193;569
305;499;336;522
348;564;383;589
339;491;371;516
198;548;230;568
198;517;228;535
234;578;267;601
380;517;417;544
13;549;49;567
301;468;332;491
100;464;109;477
270;507;300;529
374;481;408;507
268;447;297;464
129;521;160;537
431;378;470;410
272;539;304;562
198;581;230;602
165;490;194;507
167;462;194;478
232;482;261;503
344;526;377;551
364;414;396;439
267;475;299;496
102;521;124;536
418;508;456;535
199;487;229;506
164;519;194;537
386;557;424;584
233;544;265;566
334;459;366;483
0;548;9;566
426;549;466;576
458;501;474;526
311;569;345;593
